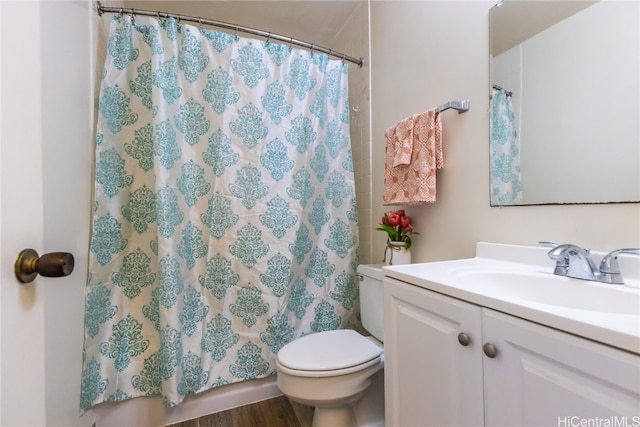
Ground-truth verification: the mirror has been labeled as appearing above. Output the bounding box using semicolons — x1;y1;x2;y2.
489;0;639;206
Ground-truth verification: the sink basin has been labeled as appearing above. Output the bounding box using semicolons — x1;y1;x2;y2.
451;266;640;315
382;242;640;354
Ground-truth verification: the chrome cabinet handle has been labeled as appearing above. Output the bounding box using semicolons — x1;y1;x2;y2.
483;343;498;358
457;332;471;347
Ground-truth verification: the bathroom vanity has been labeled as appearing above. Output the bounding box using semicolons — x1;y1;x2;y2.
382;243;640;427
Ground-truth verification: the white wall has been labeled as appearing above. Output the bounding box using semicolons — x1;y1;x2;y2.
369;1;640;264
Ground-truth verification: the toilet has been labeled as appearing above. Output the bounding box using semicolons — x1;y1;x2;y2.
276;264;385;427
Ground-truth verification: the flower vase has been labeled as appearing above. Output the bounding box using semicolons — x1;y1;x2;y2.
383;240;412;266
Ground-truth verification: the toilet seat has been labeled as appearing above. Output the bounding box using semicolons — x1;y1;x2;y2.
276;329;383;378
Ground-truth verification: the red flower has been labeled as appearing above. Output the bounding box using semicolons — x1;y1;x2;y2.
376;210;419;249
386;211;401;227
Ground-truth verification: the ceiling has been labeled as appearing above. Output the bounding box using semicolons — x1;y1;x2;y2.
114;1;363;48
490;0;598;55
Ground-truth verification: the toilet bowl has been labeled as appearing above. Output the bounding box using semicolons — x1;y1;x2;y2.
276;264;384;427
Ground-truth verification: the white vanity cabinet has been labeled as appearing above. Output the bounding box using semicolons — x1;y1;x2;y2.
384;277;640;427
383;278;484;427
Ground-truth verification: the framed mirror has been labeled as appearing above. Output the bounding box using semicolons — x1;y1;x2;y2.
489;0;639;206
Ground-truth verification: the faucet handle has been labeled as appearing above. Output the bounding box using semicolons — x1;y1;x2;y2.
546;243;591;259
545;243;596;279
544;243;572;275
538;241;558;248
599;248;640;284
539;241;591;253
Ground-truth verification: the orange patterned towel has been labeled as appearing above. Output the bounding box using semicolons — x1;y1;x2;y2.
383;109;443;205
386;115;415;167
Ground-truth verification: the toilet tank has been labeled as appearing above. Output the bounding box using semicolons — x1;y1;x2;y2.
356;264;384;342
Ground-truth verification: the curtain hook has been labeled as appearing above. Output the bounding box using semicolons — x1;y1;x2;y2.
235;26;239;41
341;53;346;65
198;17;204;30
118;7;123;17
266;32;271;45
289;37;293;52
310;44;314;57
130;8;135;22
327;49;332;60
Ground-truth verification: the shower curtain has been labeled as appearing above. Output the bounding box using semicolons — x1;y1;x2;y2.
490;87;523;205
81;14;359;411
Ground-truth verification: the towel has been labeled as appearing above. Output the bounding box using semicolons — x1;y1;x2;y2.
383;109;443;205
386;115;415;167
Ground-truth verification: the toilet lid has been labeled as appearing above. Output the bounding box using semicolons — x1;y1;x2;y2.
277;329;382;371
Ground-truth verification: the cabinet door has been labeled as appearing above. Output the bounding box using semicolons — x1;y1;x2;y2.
482;309;640;426
384;278;484;427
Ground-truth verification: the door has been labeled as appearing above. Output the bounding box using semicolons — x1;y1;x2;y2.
1;1;94;426
384;278;484;427
1;2;47;425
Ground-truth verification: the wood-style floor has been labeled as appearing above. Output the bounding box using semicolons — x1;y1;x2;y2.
166;396;314;427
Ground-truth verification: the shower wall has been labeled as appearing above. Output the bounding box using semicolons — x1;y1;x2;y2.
336;3;373;264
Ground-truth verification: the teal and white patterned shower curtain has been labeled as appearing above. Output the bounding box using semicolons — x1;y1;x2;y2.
81;15;359;411
490;87;523;205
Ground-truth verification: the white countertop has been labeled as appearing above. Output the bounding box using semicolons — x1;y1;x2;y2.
382;242;640;355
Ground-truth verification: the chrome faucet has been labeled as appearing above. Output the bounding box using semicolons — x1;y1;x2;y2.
540;241;640;284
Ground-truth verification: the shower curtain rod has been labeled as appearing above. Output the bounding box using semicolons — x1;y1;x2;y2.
492;84;512;97
95;1;365;68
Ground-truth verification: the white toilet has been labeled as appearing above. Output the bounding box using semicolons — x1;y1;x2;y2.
276;264;385;427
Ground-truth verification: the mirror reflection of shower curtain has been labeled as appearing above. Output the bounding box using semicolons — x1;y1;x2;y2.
81;15;360;411
490;87;523;205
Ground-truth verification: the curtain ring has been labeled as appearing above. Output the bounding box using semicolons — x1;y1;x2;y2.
266;32;271;45
289;37;293;52
341;53;346;65
310;44;314;57
235;26;239;41
198;17;203;29
129;8;135;22
118;7;123;17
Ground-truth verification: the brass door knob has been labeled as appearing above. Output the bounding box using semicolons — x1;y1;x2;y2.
14;249;74;283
